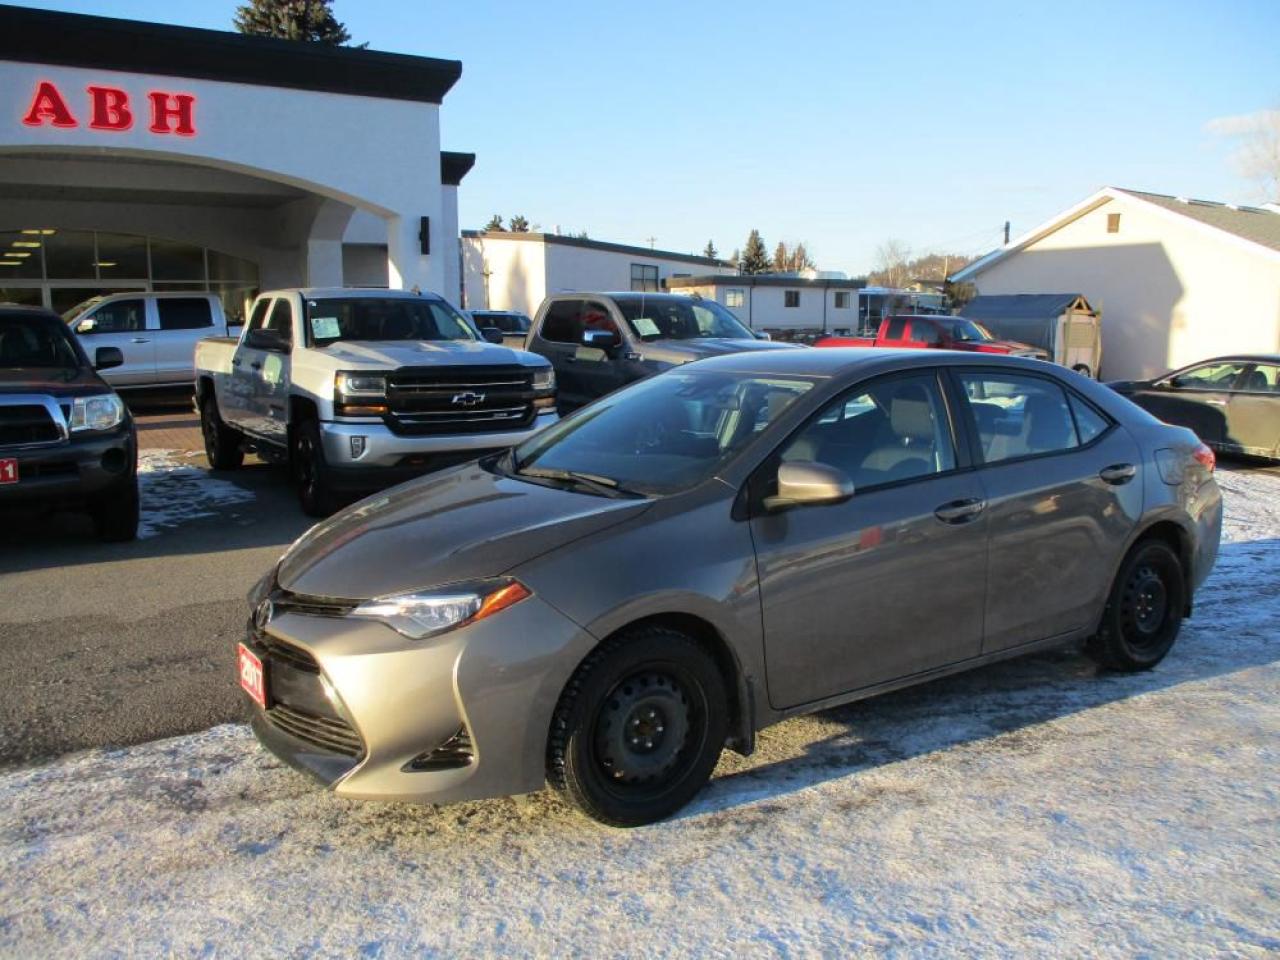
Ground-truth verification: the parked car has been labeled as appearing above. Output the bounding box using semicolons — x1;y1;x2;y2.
1109;354;1280;461
0;305;138;540
194;288;557;516
525;292;794;411
65;292;240;390
468;309;532;348
238;350;1221;826
815;314;1048;359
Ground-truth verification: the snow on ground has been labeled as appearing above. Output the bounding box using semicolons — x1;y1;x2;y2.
1;468;1278;958
137;449;255;538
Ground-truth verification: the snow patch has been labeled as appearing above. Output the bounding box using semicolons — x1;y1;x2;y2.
136;449;255;538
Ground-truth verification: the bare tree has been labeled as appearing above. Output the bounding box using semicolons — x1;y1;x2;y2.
1207;107;1280;202
873;239;912;288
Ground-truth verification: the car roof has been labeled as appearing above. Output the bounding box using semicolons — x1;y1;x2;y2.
291;287;444;301
1179;354;1280;365
686;348;1071;380
548;292;697;302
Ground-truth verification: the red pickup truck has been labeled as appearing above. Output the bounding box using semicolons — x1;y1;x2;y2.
815;314;1048;358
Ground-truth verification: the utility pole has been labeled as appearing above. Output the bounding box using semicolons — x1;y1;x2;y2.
645;236;657;249
1003;221;1011;245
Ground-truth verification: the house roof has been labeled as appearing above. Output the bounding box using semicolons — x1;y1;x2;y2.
952;186;1280;282
460;231;731;268
959;294;1094;321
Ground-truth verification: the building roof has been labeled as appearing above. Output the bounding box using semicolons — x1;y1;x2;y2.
440;152;476;186
952;186;1280;282
0;3;462;105
461;231;731;268
959;294;1094;320
668;274;868;290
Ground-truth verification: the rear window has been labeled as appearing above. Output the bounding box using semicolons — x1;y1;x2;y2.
157;298;213;331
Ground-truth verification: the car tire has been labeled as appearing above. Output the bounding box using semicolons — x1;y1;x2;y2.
90;478;139;543
292;418;337;517
201;391;244;471
548;626;728;827
1087;539;1186;672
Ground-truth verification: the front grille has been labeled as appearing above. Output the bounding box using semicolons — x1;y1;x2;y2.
254;631;320;673
266;703;363;757
386;366;535;435
0;404;61;447
271;588;358;620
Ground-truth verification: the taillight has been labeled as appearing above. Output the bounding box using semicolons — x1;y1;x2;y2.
1192;443;1215;472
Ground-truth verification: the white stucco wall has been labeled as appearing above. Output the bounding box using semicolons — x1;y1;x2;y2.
969;196;1280;379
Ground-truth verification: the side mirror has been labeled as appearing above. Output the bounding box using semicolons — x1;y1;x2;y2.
77;318;97;334
94;346;124;371
481;327;504;345
582;329;621;350
754;330;771;341
245;328;290;353
763;461;855;512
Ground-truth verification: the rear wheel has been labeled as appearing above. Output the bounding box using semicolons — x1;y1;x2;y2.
548;626;728;827
292;418;337;517
200;391;244;471
90;478;139;543
1087;540;1185;671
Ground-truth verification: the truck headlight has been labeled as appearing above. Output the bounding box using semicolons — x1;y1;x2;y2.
351;579;531;640
532;367;555;392
334;372;388;416
68;394;125;432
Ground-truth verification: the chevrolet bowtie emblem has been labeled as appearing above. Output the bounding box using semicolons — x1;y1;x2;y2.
451;392;485;407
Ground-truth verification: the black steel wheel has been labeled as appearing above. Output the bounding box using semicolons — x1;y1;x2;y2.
1087;539;1186;671
292;419;336;517
200;392;244;471
548;626;728;827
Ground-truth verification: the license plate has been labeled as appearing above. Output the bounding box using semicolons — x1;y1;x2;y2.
237;643;267;708
0;459;16;485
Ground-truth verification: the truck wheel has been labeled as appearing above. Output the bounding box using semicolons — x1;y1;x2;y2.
90;478;140;543
547;626;728;827
292;419;337;517
201;392;244;470
1086;539;1185;672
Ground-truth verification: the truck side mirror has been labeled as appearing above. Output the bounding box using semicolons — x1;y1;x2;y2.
582;329;620;350
481;327;504;345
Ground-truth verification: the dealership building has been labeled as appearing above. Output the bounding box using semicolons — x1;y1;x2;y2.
0;4;474;323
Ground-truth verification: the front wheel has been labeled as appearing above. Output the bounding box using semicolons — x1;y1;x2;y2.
1087;540;1186;671
201;392;244;471
548;626;728;827
291;419;337;517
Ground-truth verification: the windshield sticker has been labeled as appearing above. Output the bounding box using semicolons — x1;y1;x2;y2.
632;316;660;337
311;316;340;340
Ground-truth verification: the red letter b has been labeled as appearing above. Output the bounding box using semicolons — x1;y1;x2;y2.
88;86;133;131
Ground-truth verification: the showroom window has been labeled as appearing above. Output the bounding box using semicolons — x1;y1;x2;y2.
630;264;659;292
725;289;745;308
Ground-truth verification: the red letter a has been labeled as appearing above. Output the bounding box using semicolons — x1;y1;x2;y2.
88;86;133;131
22;81;77;128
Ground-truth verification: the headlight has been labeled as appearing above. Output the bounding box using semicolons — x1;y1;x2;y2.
334;372;386;398
532;366;555;392
69;393;125;432
351;579;531;640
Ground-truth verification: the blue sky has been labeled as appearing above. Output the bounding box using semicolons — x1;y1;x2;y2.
18;0;1280;274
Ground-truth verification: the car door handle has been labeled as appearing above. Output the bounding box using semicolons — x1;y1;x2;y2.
1099;463;1137;485
131;337;150;343
250;361;262;370
934;498;986;524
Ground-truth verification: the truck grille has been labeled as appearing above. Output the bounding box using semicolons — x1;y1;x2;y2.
0;404;62;447
386;366;535;435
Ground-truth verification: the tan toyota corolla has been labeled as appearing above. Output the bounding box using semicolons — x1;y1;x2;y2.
239;350;1221;826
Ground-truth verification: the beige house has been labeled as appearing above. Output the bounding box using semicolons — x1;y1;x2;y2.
951;187;1280;380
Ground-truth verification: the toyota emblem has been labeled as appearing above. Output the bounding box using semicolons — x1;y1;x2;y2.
254;598;274;631
451;391;485;407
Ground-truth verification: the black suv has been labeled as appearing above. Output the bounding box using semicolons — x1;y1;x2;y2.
0;306;138;541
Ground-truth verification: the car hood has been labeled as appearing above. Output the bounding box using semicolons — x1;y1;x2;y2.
276;462;650;600
313;340;547;372
0;365;111;398
640;338;800;365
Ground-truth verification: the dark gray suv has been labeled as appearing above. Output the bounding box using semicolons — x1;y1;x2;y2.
525;292;795;411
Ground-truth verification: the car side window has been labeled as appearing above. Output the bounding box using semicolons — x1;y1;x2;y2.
156;298;213;331
1068;394;1111;443
908;320;941;345
1241;364;1280;393
247;298;272;331
884;318;907;340
779;373;957;491
1172;361;1248;390
264;298;293;343
79;299;145;334
959;373;1081;463
540;300;583;343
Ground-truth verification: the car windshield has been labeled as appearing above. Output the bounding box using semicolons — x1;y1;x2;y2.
306;297;477;346
613;296;755;342
504;370;814;495
946;319;994;342
0;315;83;369
60;297;104;323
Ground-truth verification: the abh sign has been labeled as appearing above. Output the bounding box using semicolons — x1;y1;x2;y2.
21;80;197;137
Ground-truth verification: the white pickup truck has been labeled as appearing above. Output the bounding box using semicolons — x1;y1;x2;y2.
193;287;558;515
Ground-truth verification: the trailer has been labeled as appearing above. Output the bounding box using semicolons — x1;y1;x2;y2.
959;294;1102;378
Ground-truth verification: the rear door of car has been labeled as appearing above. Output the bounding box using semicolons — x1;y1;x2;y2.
71;297;155;386
528;299;587;409
951;368;1143;654
153;296;216;385
1226;362;1280;456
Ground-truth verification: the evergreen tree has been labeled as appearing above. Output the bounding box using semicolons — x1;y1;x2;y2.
773;241;788;272
234;0;353;44
508;214;530;232
483;214;505;232
740;230;771;275
703;240;718;260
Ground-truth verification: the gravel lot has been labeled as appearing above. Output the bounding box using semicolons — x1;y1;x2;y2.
0;461;1276;957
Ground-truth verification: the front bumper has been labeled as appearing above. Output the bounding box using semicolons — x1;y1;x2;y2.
243;589;596;806
0;425;135;506
318;410;558;471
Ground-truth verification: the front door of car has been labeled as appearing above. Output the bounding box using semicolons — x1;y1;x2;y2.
952;369;1143;653
1133;360;1250;447
1226;363;1280;456
530;299;587;410
573;300;631;402
750;370;988;709
246;296;293;446
72;297;154;386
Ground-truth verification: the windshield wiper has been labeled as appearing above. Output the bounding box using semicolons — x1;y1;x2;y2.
516;466;637;498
